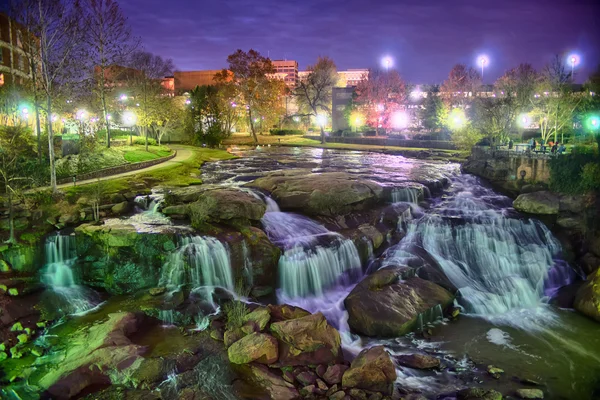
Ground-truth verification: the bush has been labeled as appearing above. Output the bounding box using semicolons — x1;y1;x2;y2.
451;126;483;151
549;151;598;194
269;129;304;136
581;163;600;192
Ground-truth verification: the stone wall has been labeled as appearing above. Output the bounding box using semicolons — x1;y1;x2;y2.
303;135;457;150
57;151;177;185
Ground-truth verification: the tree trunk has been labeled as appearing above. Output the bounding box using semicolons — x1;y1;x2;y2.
34;101;42;164
145;126;149;151
5;180;15;244
248;108;258;144
102;90;111;148
320;126;325;144
47;95;57;192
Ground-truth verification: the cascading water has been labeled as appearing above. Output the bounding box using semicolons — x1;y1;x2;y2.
158;236;234;325
130;192;170;225
390;186;422;204
382;175;573;318
42;234;96;315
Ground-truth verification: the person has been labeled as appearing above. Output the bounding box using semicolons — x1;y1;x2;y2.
508;139;513;150
531;140;537;151
528;138;534;150
551;142;558;154
548;140;554;148
558;143;566;154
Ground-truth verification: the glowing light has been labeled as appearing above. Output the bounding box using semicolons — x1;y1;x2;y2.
293;116;300;122
518;113;531;128
478;55;489;67
120;94;128;101
76;109;88;120
21;107;29;115
448;108;467;130
350;111;364;127
377;103;384;112
391;110;409;129
586;115;599;131
51;114;58;122
567;54;580;67
185;99;191;105
381;56;393;70
410;90;421;100
122;111;137;126
316;114;327;127
107;114;112;120
231;102;237;107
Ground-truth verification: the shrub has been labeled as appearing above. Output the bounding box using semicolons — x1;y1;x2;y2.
269;129;304;136
581;163;600;192
549;151;598;194
451;126;483;151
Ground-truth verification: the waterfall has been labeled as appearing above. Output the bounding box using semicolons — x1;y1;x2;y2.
391;186;421;204
131;192;170;225
42;234;96;315
383;175;572;317
261;208;361;298
159;236;234;324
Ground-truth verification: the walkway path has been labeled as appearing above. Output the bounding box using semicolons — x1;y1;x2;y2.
52;145;192;190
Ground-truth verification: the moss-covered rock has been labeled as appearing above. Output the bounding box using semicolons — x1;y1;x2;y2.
233;363;300;400
270;312;342;366
345;266;454;337
513;191;559;215
342;345;396;395
574;269;600;322
227;332;279;364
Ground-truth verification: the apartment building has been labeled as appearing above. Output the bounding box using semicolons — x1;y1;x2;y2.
272;60;298;87
299;68;369;88
0;13;37;86
173;70;228;94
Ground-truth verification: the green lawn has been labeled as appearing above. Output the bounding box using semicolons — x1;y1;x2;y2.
122;146;172;163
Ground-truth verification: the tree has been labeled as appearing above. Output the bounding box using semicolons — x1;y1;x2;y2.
440;64;481;108
355;69;407;135
495;63;539;111
126;51;174;151
215;49;286;143
419;85;444;131
294;56;338;143
152;96;185;145
0;126;36;244
188;85;237;147
17;0;86;192
82;0;138;148
472;96;516;144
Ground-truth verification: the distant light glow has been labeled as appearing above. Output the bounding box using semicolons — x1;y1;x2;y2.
381;56;393;70
410;90;422;100
316;114;327;127
51;114;58;122
478;55;489;67
391;110;409;129
293;116;300;122
377;103;385;112
448;108;467;130
122;111;137;126
567;53;581;67
185;99;191;105
586;115;599;131
21;107;29;115
76;109;88;120
350;111;364;127
120;94;128;101
518;113;531;128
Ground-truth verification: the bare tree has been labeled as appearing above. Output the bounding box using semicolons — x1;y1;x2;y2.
82;0;138;148
295;56;338;143
440;64;481;108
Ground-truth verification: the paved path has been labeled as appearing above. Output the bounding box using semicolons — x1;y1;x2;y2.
53;145;192;189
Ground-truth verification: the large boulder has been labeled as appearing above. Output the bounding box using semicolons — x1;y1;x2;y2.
345;266;454;337
37;312;147;399
574;269;600;322
270;312;342;366
513;191;559;215
268;304;311;322
248;170;385;216
227;332;278;364
342;345;396;395
234;363;300;400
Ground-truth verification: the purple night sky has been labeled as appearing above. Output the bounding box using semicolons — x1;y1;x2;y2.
122;0;599;83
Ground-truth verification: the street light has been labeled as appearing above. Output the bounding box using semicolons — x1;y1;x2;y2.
391;110;409;130
317;114;327;127
478;55;489;81
518;113;531;128
567;54;580;80
120;94;128;101
76;109;88;120
382;56;393;71
585;115;599;132
122;111;137;126
448;109;467;131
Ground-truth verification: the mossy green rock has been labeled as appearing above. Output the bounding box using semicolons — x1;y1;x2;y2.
227;332;279;364
516;388;544;399
270;312;341;366
457;388;503;400
345;266;454;337
0;259;11;272
10;345;23;359
17;333;28;343
248;170;385;216
10;322;24;331
243;307;271;331
574;269;600;322
513;191;559;215
342;345;396;395
111;201;130;215
0;351;7;361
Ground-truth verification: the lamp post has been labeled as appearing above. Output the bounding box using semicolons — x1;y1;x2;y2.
382;56;393;72
568;54;580;81
478;55;489;82
122;110;137;145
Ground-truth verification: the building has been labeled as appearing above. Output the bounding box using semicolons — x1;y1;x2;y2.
331;87;355;132
271;60;298;87
161;76;175;96
173;70;225;94
93;65;144;87
0;13;38;86
298;68;369;88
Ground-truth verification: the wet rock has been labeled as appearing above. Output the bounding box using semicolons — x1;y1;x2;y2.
348;388;368;400
162;204;188;216
243;307;271;331
516;388;544;399
296;370;318;385
574;269;600;322
457;388;503;400
270;312;342;366
248;170;385;216
224;328;246;347
283;370;295;383
111;201;130;215
342;345;396;395
326;384;340;396
268;304;311;322
344;266;454;337
323;363;349;385
0;259;11;272
513;191;559;215
487;365;504;378
235;363;300;400
367;393;383;400
579;252;600;275
395;353;440;369
210;329;224;341
227;332;279;364
316;378;328;391
148;287;166;296
300;384;317;397
329;391;346;400
316;363;327;378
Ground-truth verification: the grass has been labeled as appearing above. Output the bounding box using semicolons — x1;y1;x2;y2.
223;133;468;161
122;145;172;163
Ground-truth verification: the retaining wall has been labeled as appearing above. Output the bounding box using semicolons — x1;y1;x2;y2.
303;135;456;150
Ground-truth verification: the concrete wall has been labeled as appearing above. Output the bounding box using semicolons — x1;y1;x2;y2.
304;135;457;150
468;147;551;183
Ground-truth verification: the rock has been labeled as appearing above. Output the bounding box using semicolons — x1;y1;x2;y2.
210;329;224;341
283;370;295;383
316;378;328;391
316;364;327;378
149;287;166;296
58;212;80;225
161;204;188;216
248;170;385;216
243;307;271;331
227;332;279;364
457;388;503;400
579;252;600;275
395;353;440;369
235;363;300;400
342;345;396;395
268;304;311;322
574;269;600;322
224;328;246;347
348;388;368;400
344;266;454;337
513;191;559;215
329;391;346;400
323;364;348;385
487;365;504;378
270;312;342;366
556;215;581;230
37;312;146;399
516;388;544;399
326;384;339;397
111;201;130;215
296;370;318;385
0;259;11;272
368;393;383;400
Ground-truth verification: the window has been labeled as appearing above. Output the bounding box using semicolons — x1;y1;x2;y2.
17;30;23;48
18;55;25;71
0;73;4;86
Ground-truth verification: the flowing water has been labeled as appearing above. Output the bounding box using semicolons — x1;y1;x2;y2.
41;234;97;315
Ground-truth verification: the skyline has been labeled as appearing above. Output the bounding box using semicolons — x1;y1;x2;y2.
118;0;600;83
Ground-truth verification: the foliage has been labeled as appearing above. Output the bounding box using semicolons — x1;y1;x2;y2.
188;85;235;147
549;149;598;194
123;148;171;163
215;49;286;143
495;63;538;111
269;129;304;136
440;64;481;108
223;280;251;331
472;96;516;144
355;69;407;134
451;126;484;151
294;56;338;143
419;86;445;131
581;163;600;192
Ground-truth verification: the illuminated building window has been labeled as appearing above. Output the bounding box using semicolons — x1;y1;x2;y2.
0;73;4;86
